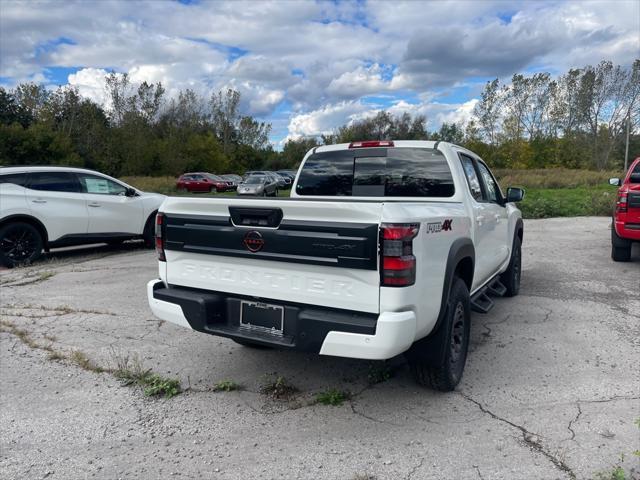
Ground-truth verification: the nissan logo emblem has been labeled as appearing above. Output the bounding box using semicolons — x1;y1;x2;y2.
243;230;264;252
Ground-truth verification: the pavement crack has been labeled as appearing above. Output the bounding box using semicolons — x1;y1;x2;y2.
459;392;576;480
406;457;424;480
473;465;485;480
349;401;404;426
567;402;582;441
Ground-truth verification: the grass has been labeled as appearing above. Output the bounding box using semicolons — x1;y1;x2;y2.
121;168;621;219
259;375;298;400
111;351;181;398
367;362;393;385
493;168;621;189
213;379;240;392
518;185;615;219
315;388;351;406
70;350;105;373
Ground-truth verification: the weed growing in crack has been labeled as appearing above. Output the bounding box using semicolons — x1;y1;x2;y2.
315;388;351;406
46;351;66;361
111;351;181;398
70;350;105;373
367;362;393;384
259;375;298;400
213;380;240;392
352;474;376;480
142;375;181;398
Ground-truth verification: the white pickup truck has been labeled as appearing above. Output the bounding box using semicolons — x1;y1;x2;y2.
147;140;524;391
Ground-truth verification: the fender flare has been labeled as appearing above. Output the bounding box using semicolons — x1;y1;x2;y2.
514;217;524;245
406;237;475;366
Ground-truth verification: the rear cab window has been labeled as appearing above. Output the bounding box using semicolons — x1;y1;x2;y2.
630;162;640;184
295;147;455;197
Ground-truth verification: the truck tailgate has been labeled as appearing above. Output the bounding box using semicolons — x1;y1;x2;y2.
161;197;383;314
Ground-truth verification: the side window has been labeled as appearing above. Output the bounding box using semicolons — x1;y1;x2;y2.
476;162;500;203
27;172;82;193
0;172;28;186
630;163;640;184
459;155;483;202
78;173;127;195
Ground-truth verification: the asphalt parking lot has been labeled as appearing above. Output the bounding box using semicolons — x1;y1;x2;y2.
1;216;638;480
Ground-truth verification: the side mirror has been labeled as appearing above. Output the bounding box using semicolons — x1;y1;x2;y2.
125;187;137;197
506;187;525;203
609;178;621;186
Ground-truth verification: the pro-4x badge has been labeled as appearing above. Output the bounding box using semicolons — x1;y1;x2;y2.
426;219;453;233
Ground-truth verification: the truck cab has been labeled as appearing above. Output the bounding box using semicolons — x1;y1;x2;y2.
610;157;640;261
147;141;525;391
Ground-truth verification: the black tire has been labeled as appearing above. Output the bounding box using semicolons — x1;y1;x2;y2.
231;338;272;349
501;236;522;297
142;213;156;249
0;222;43;268
611;226;631;262
407;277;470;391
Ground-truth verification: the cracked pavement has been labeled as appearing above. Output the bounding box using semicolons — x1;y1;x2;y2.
1;217;639;480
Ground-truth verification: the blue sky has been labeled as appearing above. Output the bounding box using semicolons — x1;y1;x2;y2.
1;0;638;147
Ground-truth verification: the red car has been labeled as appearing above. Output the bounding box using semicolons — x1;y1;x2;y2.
610;157;640;261
176;173;232;193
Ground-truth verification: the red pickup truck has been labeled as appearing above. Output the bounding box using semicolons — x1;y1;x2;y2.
610;157;640;261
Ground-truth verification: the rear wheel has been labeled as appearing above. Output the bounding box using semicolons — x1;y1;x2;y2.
407;277;470;391
0;222;43;268
500;236;522;297
611;225;631;262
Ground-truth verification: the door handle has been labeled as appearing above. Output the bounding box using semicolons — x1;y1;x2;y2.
88;203;101;208
494;214;501;222
476;215;485;225
32;199;47;204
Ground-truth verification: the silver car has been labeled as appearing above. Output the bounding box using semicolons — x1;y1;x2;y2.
236;175;278;197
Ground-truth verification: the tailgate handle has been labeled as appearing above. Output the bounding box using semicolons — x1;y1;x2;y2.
229;207;283;228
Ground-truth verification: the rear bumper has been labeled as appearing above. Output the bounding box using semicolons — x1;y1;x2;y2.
146;279;416;360
614;219;640;241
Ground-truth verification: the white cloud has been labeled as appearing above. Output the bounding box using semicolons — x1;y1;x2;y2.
67;68;110;106
1;0;638;141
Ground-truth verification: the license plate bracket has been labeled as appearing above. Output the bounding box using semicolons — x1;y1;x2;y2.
240;301;284;336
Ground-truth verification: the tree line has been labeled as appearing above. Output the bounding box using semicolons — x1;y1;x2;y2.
285;59;639;171
1;59;638;176
0;73;276;176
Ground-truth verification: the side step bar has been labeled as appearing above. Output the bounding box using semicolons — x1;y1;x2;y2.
471;277;506;314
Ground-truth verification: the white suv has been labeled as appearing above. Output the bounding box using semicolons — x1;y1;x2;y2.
0;166;166;267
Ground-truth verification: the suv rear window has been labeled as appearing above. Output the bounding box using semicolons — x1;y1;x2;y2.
0;172;28;186
26;172;82;193
295;147;454;197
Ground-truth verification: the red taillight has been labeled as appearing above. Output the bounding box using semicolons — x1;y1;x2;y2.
155;212;165;261
381;223;419;287
349;140;394;148
616;192;628;213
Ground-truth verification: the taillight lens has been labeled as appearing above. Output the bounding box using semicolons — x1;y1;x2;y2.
381;223;419;287
155;212;165;261
616;192;628;213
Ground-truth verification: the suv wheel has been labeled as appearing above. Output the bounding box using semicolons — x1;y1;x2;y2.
501;236;522;296
0;222;44;268
611;226;631;262
142;213;156;249
407;277;470;391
